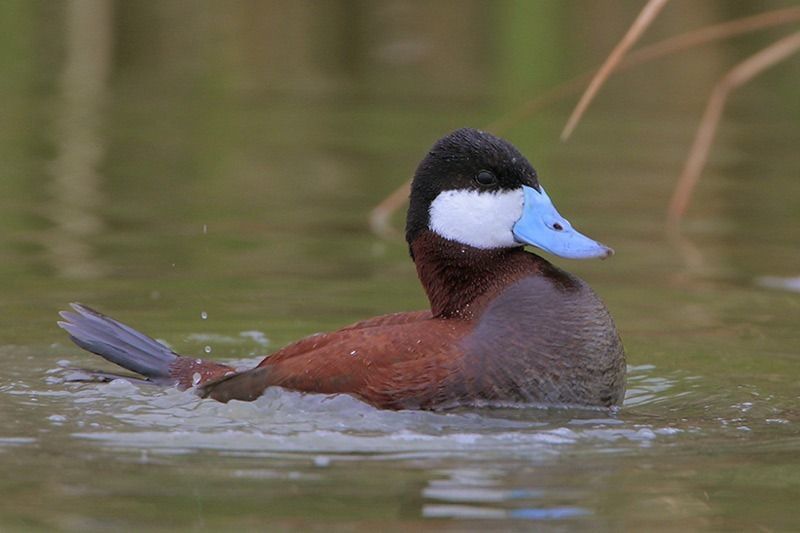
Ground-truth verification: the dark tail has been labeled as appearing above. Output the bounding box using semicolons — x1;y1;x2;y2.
58;303;179;385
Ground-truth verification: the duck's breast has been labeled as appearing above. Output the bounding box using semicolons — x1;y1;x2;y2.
459;272;625;407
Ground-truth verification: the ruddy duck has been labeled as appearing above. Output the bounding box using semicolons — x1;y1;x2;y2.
59;128;625;410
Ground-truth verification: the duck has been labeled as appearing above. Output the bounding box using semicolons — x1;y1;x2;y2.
58;128;625;410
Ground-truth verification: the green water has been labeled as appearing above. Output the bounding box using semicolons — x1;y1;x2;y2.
1;1;799;530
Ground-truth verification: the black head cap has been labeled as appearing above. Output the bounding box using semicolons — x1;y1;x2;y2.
405;128;540;246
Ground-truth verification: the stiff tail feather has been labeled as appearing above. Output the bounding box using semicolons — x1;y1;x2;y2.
57;303;235;388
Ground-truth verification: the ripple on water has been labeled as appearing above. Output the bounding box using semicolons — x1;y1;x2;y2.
0;437;37;450
37;365;689;459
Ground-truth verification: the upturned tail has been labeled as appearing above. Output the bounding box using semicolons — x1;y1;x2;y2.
58;303;235;388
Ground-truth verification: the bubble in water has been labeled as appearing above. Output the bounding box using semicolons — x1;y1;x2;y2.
200;311;208;320
204;346;212;354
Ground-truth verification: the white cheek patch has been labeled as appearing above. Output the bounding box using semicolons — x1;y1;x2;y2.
428;188;524;249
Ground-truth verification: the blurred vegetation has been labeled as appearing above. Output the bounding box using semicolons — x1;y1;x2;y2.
0;0;796;328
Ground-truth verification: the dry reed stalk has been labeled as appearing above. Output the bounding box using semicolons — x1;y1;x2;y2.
622;6;800;68
488;6;800;135
560;0;669;140
369;179;411;238
666;31;800;229
367;6;800;237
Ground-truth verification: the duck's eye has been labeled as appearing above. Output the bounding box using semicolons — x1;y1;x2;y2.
475;170;497;187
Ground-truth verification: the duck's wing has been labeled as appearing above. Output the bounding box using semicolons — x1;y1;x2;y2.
337;310;433;331
252;310;432;366
198;313;472;409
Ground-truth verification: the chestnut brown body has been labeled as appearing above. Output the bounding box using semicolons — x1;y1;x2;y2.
200;232;624;408
58;128;626;410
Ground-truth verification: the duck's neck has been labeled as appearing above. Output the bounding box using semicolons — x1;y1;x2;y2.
410;231;539;319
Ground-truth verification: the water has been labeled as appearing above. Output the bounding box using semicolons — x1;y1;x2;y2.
1;1;799;530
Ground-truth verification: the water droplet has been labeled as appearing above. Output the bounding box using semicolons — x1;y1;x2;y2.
204;345;212;354
349;350;357;356
192;373;202;386
200;311;208;320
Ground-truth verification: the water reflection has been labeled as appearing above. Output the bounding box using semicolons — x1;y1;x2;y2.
756;275;800;293
47;0;112;279
422;503;590;520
